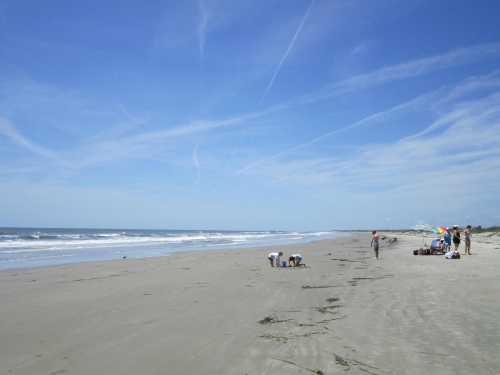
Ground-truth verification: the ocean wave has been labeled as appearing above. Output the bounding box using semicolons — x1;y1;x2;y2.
0;229;338;256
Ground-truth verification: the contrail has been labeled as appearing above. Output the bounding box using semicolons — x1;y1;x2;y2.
0;117;58;160
192;143;201;184
238;89;439;174
261;0;315;102
198;0;209;59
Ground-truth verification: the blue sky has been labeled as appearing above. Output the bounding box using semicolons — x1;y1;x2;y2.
1;0;500;230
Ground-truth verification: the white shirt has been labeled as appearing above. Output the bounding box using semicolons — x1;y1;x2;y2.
268;252;280;259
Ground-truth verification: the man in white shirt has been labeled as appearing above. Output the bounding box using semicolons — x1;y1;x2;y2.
268;251;283;267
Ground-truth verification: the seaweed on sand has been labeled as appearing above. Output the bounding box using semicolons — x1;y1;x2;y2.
326;297;340;303
334;353;350;369
271;358;324;374
332;352;382;374
330;258;364;263
302;285;338;289
258;315;291;324
259;334;289;343
315;304;343;314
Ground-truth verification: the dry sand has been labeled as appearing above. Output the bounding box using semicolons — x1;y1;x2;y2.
1;232;500;375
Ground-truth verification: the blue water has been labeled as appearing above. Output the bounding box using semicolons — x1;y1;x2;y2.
0;227;339;270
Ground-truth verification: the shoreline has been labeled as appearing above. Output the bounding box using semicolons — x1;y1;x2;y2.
0;237;342;274
0;230;346;272
1;232;499;374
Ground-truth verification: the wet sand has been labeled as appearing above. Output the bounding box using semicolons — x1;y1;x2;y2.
1;232;499;375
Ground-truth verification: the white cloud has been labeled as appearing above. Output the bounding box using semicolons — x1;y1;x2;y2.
298;42;500;105
335;42;500;93
239;74;500;202
238;87;443;174
3;42;500;179
351;42;370;55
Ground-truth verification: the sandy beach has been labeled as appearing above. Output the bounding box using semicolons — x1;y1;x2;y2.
1;232;500;375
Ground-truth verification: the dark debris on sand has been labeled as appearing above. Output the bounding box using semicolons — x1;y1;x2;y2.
326;297;340;303
315;304;343;314
302;285;338;289
258;315;292;325
271;358;324;374
333;352;382;374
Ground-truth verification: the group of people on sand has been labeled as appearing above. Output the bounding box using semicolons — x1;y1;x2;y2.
443;225;473;258
373;226;473;260
269;226;473;265
448;225;472;256
267;251;304;267
421;225;473;259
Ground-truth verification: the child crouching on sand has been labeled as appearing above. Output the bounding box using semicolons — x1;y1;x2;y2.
288;254;304;267
268;251;283;267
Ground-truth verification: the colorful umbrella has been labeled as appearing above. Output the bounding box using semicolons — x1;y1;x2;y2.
432;226;447;235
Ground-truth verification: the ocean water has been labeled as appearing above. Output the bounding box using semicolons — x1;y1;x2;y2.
0;227;339;270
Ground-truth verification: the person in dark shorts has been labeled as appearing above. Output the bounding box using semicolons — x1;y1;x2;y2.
288;254;303;267
371;230;380;259
452;226;461;251
464;225;472;255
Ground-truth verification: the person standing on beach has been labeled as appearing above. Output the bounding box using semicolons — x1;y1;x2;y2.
371;231;380;259
452;226;461;252
464;225;472;255
444;228;452;251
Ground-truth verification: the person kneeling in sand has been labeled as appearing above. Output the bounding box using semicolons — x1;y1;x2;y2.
288;254;304;267
268;251;283;267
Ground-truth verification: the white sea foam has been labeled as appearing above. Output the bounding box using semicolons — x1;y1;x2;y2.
0;229;339;269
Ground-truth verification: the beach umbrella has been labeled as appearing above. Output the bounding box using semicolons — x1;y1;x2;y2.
414;224;444;246
432;226;447;235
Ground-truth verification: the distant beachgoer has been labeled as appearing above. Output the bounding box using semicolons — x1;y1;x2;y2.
371;231;380;259
464;225;472;255
288;254;303;267
268;251;283;267
452;226;461;251
444;228;452;250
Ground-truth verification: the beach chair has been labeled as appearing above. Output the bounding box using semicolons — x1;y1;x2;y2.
430;239;445;255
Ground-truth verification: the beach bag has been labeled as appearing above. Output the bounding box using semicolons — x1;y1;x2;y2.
445;251;460;259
